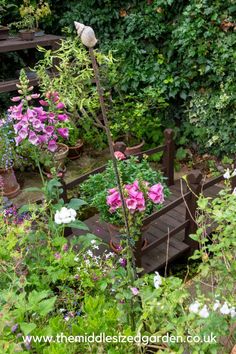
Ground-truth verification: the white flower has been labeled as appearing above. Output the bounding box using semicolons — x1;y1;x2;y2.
199;305;209;318
189;301;200;314
223;168;231;179
232;188;236;196
54;207;77;225
74;256;79;262
213;300;220;311
87;250;93;257
91;240;96;244
153;271;162;289
220;302;231;315
232;169;236;177
93;245;99;250
230;308;236;318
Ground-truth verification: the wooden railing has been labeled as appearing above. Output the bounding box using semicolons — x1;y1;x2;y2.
60;128;233;267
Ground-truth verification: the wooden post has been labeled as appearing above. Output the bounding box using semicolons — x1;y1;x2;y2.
163;129;175;186
184;170;202;250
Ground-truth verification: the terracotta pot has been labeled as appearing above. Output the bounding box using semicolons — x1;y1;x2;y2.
44;143;69;173
68;140;84;160
107;223;149;254
0;167;20;198
113;137;145;156
0;26;9;40
19;30;35;41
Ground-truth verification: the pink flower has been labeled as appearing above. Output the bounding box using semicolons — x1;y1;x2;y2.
56;102;65;109
11;96;22;102
126;198;138;213
15;136;23;146
44;126;54;135
48;140;57;152
38;134;49;144
114;151;126;160
32;118;42;130
58;113;69;122
131;287;139;296
39;99;49;106
57;127;69;139
28;131;39;145
18;128;28;140
31;93;40;99
148;183;164;204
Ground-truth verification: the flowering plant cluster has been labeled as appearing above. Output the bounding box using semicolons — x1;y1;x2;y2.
54;207;77;224
8;69;70;153
107;180;164;215
81;156;169;226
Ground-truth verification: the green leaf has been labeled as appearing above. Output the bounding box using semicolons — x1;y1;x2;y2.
20;322;36;336
67;198;87;210
37;296;57;316
67;220;89;230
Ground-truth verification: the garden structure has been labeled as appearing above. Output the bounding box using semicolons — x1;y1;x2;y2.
56;129;232;273
0;34;61;93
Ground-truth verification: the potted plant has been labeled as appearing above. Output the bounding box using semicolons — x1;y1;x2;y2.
58;117;83;160
11;13;35;41
8;69;70;178
0;115;20;198
0;1;16;40
19;0;51;37
80;155;169;252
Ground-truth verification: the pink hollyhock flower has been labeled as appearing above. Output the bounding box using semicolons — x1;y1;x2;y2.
48;140;57;152
148;183;164;204
56;102;65;109
28;131;39;146
114;151;126;160
44;126;54;135
11;96;22;102
126;198;138;213
58;113;69;122
57;127;69;139
131;287;139;296
39;99;49;106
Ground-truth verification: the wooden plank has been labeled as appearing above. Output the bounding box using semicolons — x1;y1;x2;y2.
0;34;62;53
142;220;189;254
143;191;191;225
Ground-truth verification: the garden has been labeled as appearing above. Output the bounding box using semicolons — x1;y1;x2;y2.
0;0;235;353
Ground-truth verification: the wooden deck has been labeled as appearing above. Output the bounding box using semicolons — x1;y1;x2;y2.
72;179;222;274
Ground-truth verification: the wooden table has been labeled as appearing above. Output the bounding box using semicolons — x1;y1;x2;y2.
0;34;61;93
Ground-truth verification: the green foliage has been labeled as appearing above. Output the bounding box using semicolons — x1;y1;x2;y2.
80;156;169;225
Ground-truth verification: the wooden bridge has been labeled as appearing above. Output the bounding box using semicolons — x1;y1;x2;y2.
62;129;233;273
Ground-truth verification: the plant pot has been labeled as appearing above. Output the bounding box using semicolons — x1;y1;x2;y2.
44;143;69;173
0;167;20;198
0;26;9;40
19;30;35;41
34;29;45;37
107;223;149;254
113;136;145;156
68;140;84;160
